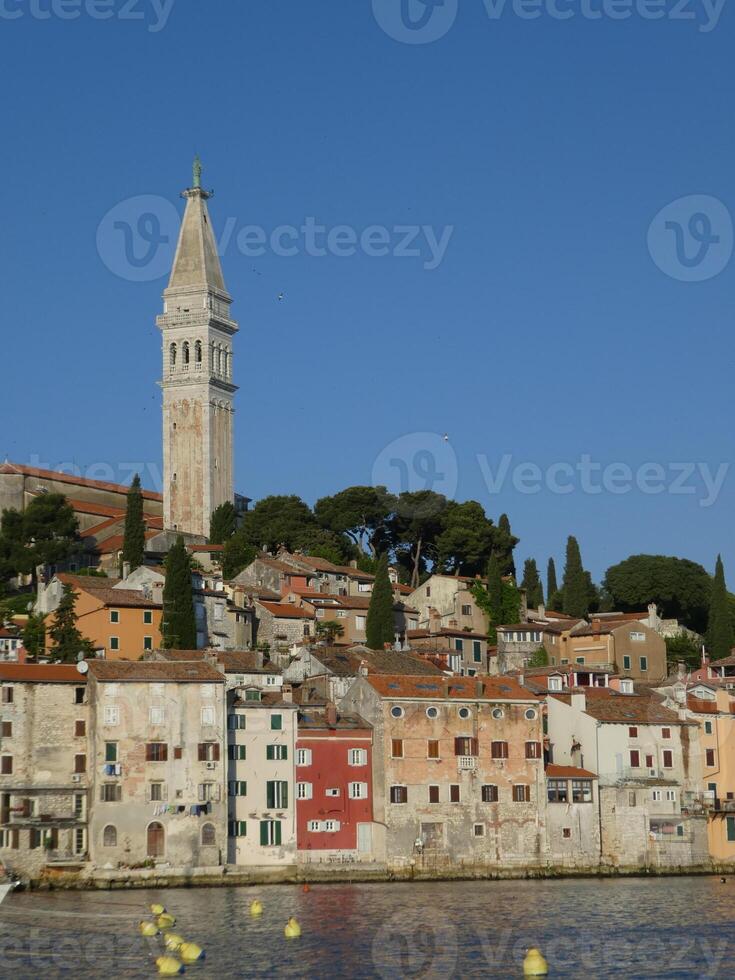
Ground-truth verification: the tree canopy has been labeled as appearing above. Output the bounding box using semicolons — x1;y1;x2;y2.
314;486;395;557
603;554;712;634
434;500;495;577
0;494;79;585
562;536;594;618
366;555;395;649
521;558;544;609
209;501;237;545
122;474;145;572
161;536;197;650
707;555;733;659
48;584;95;662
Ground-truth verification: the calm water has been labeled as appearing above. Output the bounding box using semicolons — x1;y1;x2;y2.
0;877;732;978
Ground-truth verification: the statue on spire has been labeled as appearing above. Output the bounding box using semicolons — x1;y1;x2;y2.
192;154;202;189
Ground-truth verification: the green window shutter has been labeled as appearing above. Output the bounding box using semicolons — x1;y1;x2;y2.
260;821;269;846
727;817;735;842
271;714;282;731
281;782;288;808
274;821;282;846
266;745;274;760
266;781;275;809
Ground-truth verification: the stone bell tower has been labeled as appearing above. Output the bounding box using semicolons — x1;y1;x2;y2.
157;157;238;538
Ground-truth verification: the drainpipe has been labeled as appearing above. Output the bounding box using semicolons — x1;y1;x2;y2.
595;721;603;860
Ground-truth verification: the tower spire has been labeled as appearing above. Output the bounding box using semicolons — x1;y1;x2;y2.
192;154;202;189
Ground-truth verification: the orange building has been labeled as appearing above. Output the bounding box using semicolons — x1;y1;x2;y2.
43;574;162;661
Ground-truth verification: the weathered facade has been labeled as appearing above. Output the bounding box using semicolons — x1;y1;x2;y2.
544;764;600;868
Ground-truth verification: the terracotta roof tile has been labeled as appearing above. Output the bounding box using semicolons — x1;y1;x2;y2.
87;660;223;682
257;601;314;620
0;462;162;501
366;674;538;701
0;664;86;683
546;764;597;779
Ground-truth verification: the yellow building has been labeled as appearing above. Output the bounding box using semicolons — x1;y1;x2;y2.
686;688;735;862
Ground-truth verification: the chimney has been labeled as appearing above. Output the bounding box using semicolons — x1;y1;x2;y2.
359;660;369;677
326;703;337;727
281;684;293;703
349;560;358;569
570;692;586;712
428;607;442;634
592;618;601;635
677;661;686;682
538;603;545;619
122;561;131;581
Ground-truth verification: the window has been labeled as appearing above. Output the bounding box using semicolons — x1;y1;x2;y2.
491;741;509;759
454;639;464;652
149;782;165;802
428;785;440;804
727;816;735;843
1;756;12;775
104;742;117;763
201;707;215;727
628;726;638;738
198;783;218;802
630;631;645;641
228;714;246;730
325;787;340;797
623;656;632;671
458;706;471;720
296;782;312;800
260;820;282;846
391;739;404;759
100;784;122;802
513;785;531;803
652;789;662;802
473;823;485;837
75;720;86;737
548;677;563;692
354;615;367;631
1;687;13;704
662;750;674;769
525;741;541;759
645;754;654;768
144;610;153;625
245;689;261;702
427;739;440;760
666;790;677;803
266;744;288;761
481;784;499;803
103;825;117;847
575;657;585;665
296;748;312;766
629;791;637;807
390;706;404;719
307;820;321;832
1;721;11;738
109;610;119;624
109;637;119;651
266;781;288;808
547;779;568;803
629;750;640;768
149;706;165;726
270;714;283;731
661;727;671;739
104;705;119;726
197;742;220;762
349;748;367;766
390;785;408;804
426;586;431;597
228;745;246;761
455;736;478;757
74;754;86;773
639;657;648;672
142;636;153;651
473;641;482;662
449;784;460;803
324;820;341;832
229;781;248;797
572;780;593;803
74;794;85;819
146;743;168;762
201;823;216;846
426;706;439;719
492;707;504;720
562;828;572;839
706;749;716;767
229;820;247;838
705;721;713;735
461;605;472;616
525;708;538;721
349;782;368;799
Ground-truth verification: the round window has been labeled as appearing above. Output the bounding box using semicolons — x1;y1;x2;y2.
458;706;471;720
390;706;404;719
492;707;504;720
525;708;538;721
426;706;439;719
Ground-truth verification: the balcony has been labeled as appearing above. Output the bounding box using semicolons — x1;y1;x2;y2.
45;851;87;867
457;756;477;772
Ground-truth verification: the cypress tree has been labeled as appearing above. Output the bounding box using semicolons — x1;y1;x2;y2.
521;558;544;609
162;536;197;650
48;585;94;663
562;536;590;618
494;513;518;579
366;555;395;650
122;474;146;572
22;611;46;660
547;558;558;605
210;501;237;545
707;554;734;660
486;553;505;643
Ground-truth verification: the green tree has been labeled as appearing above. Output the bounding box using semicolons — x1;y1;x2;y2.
316;620;345;644
435;500;495;576
48;585;95;663
501;578;522;625
562;536;592;618
22;611;46;660
603;554;712;634
665;632;703;671
366;555;395;650
493;514;519;578
239;495;318;553
547;558;559;606
161;536;197;650
528;646;549;668
121;474;146;572
471;554;505;644
707;555;734;660
385;491;449;588
221;533;257;581
314;486;396;557
209;501;237;545
0;494;79;585
521;558;544;609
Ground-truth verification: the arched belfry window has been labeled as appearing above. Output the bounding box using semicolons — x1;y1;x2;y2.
195;340;202;364
214;344;222;375
169;343;177;371
182;341;190;365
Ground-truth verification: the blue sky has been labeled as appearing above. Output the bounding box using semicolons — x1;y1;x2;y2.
1;0;733;584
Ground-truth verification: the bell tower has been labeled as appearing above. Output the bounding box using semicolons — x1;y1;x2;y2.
157;158;238;538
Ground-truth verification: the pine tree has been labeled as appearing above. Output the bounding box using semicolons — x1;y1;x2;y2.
161;536;197;650
707;554;734;660
562;536;591;618
486;553;505;642
210;501;237;545
48;585;94;663
22;611;46;660
547;558;558;606
493;514;519;578
521;558;544;609
121;474;146;572
366;555;395;650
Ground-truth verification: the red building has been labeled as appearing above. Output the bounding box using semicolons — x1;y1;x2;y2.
296;704;375;861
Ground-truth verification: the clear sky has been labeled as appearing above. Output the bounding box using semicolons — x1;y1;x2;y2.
2;0;733;584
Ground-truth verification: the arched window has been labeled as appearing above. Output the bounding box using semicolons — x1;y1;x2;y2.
194;340;202;364
201;823;216;846
169;343;177;371
182;341;190;365
147;821;165;858
103;825;117;847
224;348;231;377
214;345;221;374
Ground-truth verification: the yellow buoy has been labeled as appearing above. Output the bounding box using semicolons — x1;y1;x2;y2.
523;947;549;976
150;903;166;915
139;920;159;937
155;955;184;976
157;913;176;929
179;942;205;962
250;899;263;916
164;933;185;952
284;917;301;939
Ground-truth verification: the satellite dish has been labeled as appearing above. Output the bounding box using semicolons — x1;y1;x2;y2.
76;661;89;675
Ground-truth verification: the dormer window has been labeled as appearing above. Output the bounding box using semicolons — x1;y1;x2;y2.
548;676;563;692
620;679;633;695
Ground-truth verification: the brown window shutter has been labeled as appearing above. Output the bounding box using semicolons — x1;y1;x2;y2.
213;743;220;762
174;747;182;760
162;744;168;761
471;738;479;756
145;744;153;762
198;743;205;762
